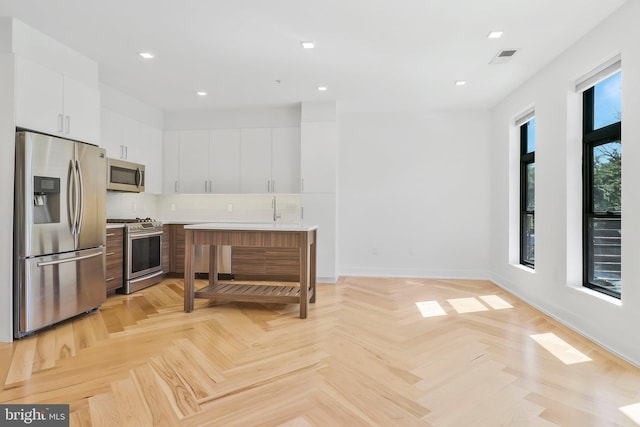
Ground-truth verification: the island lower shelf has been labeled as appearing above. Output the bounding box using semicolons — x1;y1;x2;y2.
195;282;309;304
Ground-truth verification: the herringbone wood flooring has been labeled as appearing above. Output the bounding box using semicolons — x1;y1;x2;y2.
1;277;639;426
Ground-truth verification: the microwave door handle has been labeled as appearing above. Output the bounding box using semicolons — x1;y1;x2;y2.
75;160;84;235
135;167;142;188
67;160;76;235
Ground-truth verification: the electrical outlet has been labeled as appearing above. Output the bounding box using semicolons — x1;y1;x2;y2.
170;203;176;212
227;204;233;212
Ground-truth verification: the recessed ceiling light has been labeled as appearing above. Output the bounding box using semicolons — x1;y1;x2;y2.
301;41;315;49
139;52;154;59
196;91;207;96
455;80;467;86
317;86;328;91
488;31;504;39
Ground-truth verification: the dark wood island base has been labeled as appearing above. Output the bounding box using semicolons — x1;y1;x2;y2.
183;223;317;318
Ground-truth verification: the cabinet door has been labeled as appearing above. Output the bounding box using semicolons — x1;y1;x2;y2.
105;227;124;294
179;130;210;193
101;109;124;159
163;131;180;193
302;193;336;281
15;56;64;136
139;124;163;194
301;122;337;193
211;129;241;193
240;128;272;193
62;76;100;144
271;127;300;193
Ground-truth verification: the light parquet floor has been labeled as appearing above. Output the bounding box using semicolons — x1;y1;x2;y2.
1;276;640;426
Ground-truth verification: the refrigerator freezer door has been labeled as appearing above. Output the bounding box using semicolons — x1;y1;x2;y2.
15;247;106;337
75;142;107;250
15;132;76;257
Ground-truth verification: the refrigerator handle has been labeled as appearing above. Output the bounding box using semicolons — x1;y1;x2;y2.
67;160;76;235
36;250;103;267
75;160;85;235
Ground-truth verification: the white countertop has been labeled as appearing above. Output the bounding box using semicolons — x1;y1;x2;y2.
106;223;125;229
183;222;318;232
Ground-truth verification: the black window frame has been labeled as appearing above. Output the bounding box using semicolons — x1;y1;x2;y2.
582;78;622;298
520;119;535;268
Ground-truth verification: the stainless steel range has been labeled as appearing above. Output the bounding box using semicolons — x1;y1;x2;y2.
107;218;163;294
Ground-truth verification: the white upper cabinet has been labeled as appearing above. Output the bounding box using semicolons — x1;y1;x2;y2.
162;126;300;194
178;130;211;194
16;56;100;144
240;128;272;193
211;129;241;193
271;127;301;194
301;121;337;193
240;127;300;194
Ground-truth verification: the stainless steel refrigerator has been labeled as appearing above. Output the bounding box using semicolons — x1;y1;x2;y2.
14;131;107;338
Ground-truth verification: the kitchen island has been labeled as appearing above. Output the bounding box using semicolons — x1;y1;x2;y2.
183;222;318;318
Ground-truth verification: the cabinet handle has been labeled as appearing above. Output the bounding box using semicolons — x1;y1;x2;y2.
209;180;213;193
120;145;124;159
174;181;178;193
105;277;114;282
301;178;304;192
301;206;304;219
65;116;70;134
105;252;115;256
272;180;275;193
205;180;208;192
124;146;128;159
57;114;64;133
106;233;115;237
267;180;271;192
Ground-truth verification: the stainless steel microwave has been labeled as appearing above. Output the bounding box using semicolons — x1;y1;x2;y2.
107;158;145;192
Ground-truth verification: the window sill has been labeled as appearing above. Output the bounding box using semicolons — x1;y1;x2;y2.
570;285;622;306
510;263;535;274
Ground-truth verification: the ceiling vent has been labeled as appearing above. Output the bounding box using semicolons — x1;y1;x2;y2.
490;48;519;64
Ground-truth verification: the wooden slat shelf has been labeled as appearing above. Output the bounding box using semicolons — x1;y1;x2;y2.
195;282;309;304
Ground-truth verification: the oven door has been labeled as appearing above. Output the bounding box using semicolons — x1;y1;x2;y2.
127;230;162;280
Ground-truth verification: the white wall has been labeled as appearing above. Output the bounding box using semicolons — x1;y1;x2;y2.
338;110;491;278
164;105;300;130
0;54;15;342
489;0;640;365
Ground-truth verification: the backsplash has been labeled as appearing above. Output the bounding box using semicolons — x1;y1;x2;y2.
107;192;302;224
106;192;158;219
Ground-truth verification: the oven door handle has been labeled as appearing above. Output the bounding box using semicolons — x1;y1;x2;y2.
129;231;163;239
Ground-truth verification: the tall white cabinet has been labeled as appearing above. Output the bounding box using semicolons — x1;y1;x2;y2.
300;102;338;283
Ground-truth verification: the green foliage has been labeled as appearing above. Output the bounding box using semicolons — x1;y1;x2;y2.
592;143;621;212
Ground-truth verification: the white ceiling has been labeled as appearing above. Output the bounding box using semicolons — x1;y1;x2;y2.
0;0;628;113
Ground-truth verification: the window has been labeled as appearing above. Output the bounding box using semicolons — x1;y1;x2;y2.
520;117;535;267
583;71;621;298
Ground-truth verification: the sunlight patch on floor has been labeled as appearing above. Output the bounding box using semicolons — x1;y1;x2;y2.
416;301;447;318
447;297;489;314
620;402;640;425
479;295;513;310
530;333;592;364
